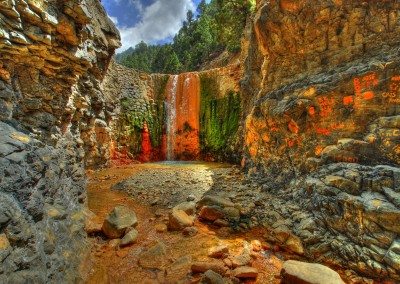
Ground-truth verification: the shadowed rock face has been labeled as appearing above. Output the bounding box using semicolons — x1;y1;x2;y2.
0;0;120;282
241;0;400;280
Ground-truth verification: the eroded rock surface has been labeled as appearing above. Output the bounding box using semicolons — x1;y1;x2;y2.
0;0;119;281
241;0;400;281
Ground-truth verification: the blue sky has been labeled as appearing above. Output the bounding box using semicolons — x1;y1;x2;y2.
102;0;208;52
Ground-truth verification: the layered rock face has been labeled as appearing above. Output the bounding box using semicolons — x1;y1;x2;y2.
242;0;400;280
103;62;242;163
0;0;119;281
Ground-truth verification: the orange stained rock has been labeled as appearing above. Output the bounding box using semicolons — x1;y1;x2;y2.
109;140;134;166
139;122;152;162
362;91;374;100
308;106;316;116
354;73;378;97
317;96;335;117
343;96;354;105
288;119;299;134
315;145;324;156
245;125;260;145
0;68;10;81
249;145;258;157
315;127;331;136
165;73;200;160
261;133;270;143
279;0;304;13
286;138;296;147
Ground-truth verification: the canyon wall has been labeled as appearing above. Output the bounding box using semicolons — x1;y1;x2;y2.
241;0;400;280
0;0;119;281
100;61;168;164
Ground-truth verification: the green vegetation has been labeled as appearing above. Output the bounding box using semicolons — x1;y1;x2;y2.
118;97;165;153
116;0;252;74
199;76;241;153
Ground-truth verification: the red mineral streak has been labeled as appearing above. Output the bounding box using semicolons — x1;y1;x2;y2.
110;140;135;166
343;96;354;105
316;127;331;135
139;123;152;162
317;96;335;117
353;73;378;97
362;91;374;100
308;106;316;116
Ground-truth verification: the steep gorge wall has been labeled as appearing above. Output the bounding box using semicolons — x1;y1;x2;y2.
0;0;119;281
242;0;400;280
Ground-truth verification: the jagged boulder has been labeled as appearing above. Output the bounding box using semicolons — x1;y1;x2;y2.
168;208;194;231
102;206;138;239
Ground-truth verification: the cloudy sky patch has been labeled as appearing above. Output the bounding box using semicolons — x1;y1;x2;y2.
103;0;203;52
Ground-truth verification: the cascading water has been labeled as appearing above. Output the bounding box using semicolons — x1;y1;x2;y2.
166;75;178;160
165;73;200;161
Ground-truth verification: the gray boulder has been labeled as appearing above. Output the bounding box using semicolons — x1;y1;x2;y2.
102;206;138;239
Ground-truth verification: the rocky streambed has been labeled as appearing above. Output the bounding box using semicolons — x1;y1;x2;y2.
80;162;355;284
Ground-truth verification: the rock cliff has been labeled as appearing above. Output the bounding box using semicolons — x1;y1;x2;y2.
241;0;400;280
0;0;119;281
1;0;400;282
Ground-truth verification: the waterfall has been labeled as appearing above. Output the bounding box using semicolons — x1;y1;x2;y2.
165;73;200;161
166;75;178;160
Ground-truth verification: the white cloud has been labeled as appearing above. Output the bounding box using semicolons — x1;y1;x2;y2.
129;0;143;12
117;0;195;52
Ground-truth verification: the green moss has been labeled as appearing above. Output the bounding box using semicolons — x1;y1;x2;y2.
119;97;165;154
154;75;169;100
199;76;241;154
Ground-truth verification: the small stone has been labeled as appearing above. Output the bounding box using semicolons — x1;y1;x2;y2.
232;266;258;279
120;229;138;246
208;244;229;258
102;206;138;239
169;209;194;230
201;270;225;284
155;223;168;233
191;260;228;276
182;226;198;237
281;260;345;284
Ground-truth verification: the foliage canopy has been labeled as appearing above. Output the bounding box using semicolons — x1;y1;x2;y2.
116;0;252;74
